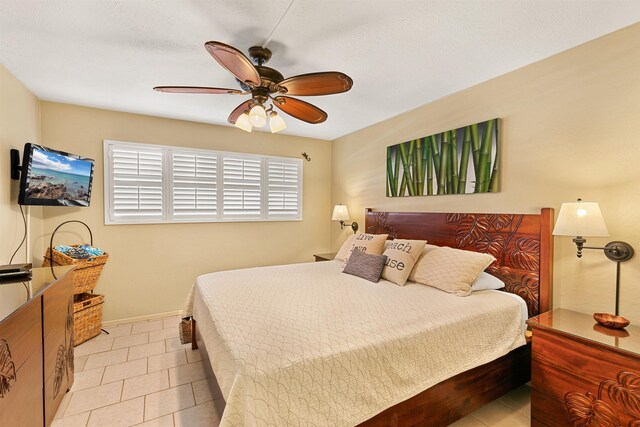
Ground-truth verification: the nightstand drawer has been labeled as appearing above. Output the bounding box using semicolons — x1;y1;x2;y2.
529;313;640;426
533;328;640;389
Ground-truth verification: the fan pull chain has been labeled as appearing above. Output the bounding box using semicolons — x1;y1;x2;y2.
262;0;296;48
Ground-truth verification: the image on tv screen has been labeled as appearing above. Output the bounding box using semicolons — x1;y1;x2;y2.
25;146;94;206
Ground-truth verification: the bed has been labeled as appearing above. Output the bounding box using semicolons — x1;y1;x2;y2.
185;208;553;426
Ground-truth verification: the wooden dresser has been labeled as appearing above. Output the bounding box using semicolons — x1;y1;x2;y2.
527;309;640;426
0;266;74;427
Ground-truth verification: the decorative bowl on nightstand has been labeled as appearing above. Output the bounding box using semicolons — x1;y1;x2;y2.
593;312;630;329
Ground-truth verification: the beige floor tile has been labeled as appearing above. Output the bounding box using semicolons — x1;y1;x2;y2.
165;337;190;353
74;337;114;357
84;348;129;370
87;396;144;427
70;367;105;392
128;341;166;361
149;327;178;343
449;415;488;426
163;317;180;330
191;379;215;404
74;355;89;373
112;332;149;350
498;383;532;417
144;384;195;420
122;370;170;401
148;350;188;373
132;320;164;334
470;400;530;427
169;362;208;387
65;381;123;416
185;349;202;364
103;323;133;337
134;414;174;427
174;401;221;427
51;411;90;427
54;392;72;420
102;358;148;384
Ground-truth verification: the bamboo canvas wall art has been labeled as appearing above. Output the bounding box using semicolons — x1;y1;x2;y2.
386;119;500;197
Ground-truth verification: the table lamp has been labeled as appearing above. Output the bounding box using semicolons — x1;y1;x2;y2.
332;204;358;233
553;199;634;329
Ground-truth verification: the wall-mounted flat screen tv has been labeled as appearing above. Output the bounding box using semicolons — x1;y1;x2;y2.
18;143;95;207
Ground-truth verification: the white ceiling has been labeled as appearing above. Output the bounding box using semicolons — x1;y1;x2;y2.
1;1;639;141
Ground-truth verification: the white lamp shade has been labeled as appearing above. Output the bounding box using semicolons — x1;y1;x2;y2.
269;113;287;133
234;113;252;132
553;201;609;237
249;105;267;127
331;205;350;221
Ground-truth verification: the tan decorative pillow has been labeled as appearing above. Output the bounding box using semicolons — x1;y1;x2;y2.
410;246;496;296
335;234;356;262
381;239;427;286
407;244;440;282
343;233;388;264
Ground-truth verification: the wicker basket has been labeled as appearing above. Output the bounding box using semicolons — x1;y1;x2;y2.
42;220;108;294
43;246;108;294
179;319;192;345
73;293;104;346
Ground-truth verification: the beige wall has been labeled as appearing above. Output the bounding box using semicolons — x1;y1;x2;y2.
0;65;43;267
331;24;640;323
39;102;332;321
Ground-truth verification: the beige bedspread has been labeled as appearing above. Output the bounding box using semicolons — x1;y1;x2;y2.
184;260;526;426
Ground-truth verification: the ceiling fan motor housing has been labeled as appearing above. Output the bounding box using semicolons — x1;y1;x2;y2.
248;46;272;65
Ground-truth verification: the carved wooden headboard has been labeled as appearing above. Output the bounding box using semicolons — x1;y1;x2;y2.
365;208;554;317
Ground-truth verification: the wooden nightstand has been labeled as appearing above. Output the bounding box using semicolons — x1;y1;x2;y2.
313;253;337;262
527;309;640;426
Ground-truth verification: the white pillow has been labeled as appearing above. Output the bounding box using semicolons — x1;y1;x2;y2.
471;272;505;291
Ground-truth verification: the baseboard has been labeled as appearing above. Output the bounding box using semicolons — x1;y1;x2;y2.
102;310;182;327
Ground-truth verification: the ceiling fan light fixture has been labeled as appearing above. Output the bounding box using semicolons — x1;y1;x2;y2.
249;104;267;127
235;112;253;132
269;111;287;133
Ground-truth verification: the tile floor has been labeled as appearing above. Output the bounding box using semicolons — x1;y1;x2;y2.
53;315;531;427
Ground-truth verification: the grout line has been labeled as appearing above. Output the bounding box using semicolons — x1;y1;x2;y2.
469;414;490;426
99;365;106;385
190;380;197;406
143;394;147;423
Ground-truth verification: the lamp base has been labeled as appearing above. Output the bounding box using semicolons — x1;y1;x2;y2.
604;241;634;262
593;312;630;329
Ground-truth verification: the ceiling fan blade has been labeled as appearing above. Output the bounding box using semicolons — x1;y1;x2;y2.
154;86;242;94
228;100;253;124
273;96;327;124
276;72;353;96
205;41;261;88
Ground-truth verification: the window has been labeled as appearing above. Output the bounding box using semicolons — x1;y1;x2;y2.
104;140;302;224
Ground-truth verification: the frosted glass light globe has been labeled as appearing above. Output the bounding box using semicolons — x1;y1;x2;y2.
234;112;252;132
249;105;267;127
269;112;287;133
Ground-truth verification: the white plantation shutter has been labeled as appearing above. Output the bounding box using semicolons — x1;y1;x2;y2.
104;140;302;224
222;156;262;218
267;158;302;219
171;151;217;219
106;144;164;222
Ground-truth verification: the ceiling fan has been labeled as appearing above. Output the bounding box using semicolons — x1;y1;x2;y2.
154;41;353;133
